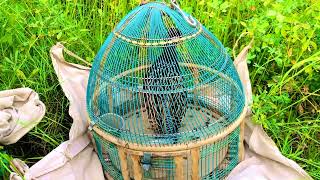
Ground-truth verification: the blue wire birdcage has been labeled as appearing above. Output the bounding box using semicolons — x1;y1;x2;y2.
87;1;246;179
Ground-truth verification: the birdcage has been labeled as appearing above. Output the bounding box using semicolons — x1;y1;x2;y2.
87;1;246;179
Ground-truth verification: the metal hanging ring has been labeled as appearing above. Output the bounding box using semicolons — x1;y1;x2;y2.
170;0;197;27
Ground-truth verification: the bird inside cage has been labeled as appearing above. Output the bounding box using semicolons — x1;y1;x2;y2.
143;27;188;136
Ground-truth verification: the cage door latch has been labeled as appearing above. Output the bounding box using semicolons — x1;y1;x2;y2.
141;153;152;171
141;153;152;177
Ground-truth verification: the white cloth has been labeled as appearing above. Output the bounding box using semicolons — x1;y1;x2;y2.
10;43;104;180
9;42;311;180
0;88;45;145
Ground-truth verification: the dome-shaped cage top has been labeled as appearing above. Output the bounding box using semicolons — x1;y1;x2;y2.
87;2;245;146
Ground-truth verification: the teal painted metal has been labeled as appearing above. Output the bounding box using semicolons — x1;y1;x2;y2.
87;1;245;179
92;127;240;179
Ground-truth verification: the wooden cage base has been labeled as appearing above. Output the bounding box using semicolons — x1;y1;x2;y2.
91;107;246;180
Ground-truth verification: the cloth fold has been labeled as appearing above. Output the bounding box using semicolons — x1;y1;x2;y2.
9;42;312;180
12;43;104;180
0;88;45;145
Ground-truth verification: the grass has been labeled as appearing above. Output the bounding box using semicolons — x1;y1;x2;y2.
0;0;319;179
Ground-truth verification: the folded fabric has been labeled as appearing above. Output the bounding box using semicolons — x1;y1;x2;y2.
0;88;45;145
10;42;311;180
10;43;104;180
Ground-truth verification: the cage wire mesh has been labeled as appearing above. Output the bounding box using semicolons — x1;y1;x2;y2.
93;127;240;180
87;1;245;179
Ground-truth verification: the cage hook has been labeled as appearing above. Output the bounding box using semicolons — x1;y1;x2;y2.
170;0;197;27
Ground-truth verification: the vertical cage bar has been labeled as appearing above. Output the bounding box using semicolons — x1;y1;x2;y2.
239;120;245;161
118;147;130;180
107;86;112;109
130;154;143;180
174;155;184;180
108;85;115;126
191;148;200;180
192;67;199;104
